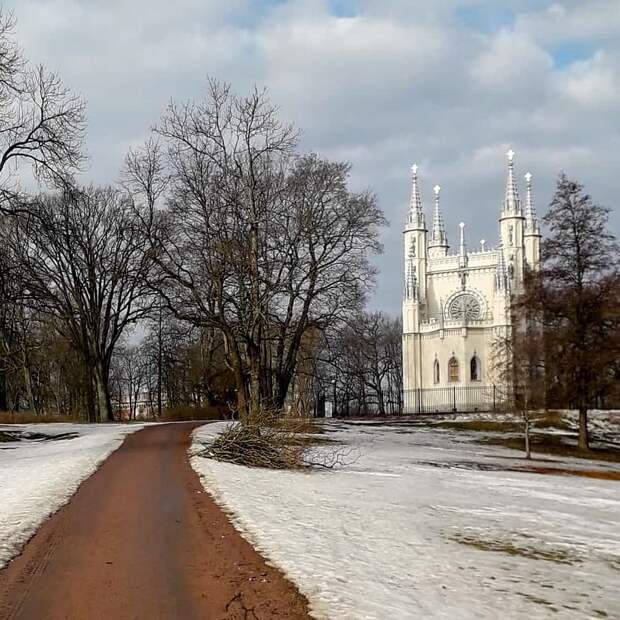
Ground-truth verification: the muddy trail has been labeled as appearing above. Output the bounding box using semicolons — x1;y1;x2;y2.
0;423;310;619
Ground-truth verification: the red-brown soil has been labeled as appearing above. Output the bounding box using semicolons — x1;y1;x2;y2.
0;423;311;619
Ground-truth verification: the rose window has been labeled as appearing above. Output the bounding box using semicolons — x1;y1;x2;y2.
448;294;481;320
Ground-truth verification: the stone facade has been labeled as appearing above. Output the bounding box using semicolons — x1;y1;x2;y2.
402;151;541;411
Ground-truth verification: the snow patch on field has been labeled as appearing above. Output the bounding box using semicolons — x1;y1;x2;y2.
0;423;144;568
191;421;620;620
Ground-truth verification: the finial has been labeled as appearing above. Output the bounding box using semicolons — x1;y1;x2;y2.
411;163;418;175
480;239;486;251
525;171;532;184
433;184;441;195
459;222;465;229
507;149;515;162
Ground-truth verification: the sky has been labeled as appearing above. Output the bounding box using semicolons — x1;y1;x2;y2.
5;0;619;315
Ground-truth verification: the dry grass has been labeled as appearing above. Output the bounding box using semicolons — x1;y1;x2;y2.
158;405;229;422
433;411;572;434
487;435;620;463
0;411;81;424
434;419;520;433
450;533;580;565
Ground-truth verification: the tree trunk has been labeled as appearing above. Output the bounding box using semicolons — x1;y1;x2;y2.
578;407;589;451
377;378;386;416
23;363;37;415
93;360;113;422
0;367;6;411
522;411;531;459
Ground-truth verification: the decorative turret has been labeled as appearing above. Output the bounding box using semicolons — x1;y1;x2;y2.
403;163;427;328
523;171;542;270
495;244;510;292
407;164;425;229
499;149;525;284
502;149;522;214
524;172;539;234
428;184;449;257
404;258;418;301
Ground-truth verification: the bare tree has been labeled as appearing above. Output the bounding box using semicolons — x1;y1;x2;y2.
316;312;402;416
492;275;546;458
0;11;85;212
11;187;154;421
112;345;150;419
124;81;385;420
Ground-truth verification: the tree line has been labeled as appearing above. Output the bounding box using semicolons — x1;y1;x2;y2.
0;11;617;439
0;14;389;422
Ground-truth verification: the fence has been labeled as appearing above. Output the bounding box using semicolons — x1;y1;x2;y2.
402;385;513;414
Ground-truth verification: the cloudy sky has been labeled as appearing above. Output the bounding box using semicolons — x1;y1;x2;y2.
6;0;619;315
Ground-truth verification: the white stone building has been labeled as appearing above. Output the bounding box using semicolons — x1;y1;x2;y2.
402;151;541;412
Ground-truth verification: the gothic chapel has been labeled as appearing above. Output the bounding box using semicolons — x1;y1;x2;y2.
402;151;541;412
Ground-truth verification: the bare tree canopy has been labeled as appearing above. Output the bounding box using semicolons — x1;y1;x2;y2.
124;80;386;420
9;186;154;421
0;11;85;213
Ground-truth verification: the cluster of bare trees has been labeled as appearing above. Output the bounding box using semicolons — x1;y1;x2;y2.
110;314;236;419
0;11;387;422
302;312;402;417
1;188;154;420
0;10;86;416
123;81;386;421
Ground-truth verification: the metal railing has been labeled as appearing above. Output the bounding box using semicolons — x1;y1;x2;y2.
402;385;512;414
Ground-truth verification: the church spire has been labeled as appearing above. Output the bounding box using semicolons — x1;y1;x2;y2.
503;149;521;214
524;172;539;234
407;164;425;228
428;184;448;252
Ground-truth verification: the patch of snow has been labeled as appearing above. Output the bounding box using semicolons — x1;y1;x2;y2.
191;421;620;620
0;423;145;568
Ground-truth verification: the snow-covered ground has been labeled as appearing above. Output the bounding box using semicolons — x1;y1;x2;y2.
191;420;620;620
0;423;144;568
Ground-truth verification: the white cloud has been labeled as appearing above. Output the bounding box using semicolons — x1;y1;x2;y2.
560;50;619;107
469;30;552;93
1;0;618;313
516;0;620;44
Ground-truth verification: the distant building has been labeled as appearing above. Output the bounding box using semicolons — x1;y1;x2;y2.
402;151;541;412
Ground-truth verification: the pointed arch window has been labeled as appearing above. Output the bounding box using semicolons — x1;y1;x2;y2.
470;356;481;382
433;359;440;384
448;357;459;383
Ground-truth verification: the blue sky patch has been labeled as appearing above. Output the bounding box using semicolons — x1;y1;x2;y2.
328;0;358;18
456;5;515;33
551;41;594;69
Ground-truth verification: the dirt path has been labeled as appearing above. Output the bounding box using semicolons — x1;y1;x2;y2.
0;423;310;619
